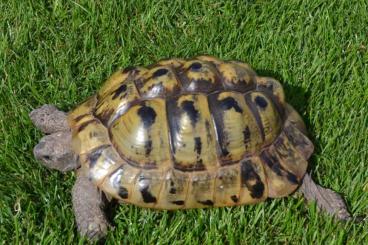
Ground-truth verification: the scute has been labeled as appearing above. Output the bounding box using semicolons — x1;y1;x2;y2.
167;94;219;171
67;56;314;210
217;62;256;92
181;60;223;93
109;99;171;170
95;78;141;126
135;66;181;98
208;91;264;164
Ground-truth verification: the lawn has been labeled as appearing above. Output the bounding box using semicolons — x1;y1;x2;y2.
0;0;367;244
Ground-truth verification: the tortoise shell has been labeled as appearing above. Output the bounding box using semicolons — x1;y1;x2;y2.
67;55;314;209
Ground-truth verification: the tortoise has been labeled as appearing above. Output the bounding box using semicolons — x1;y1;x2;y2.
30;55;352;240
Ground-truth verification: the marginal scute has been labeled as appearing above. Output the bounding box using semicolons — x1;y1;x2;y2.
272;131;308;179
239;157;268;203
101;162;140;201
156;58;185;68
79;145;122;185
240;159;266;199
260;131;307;198
256;76;285;104
131;170;163;208
195;55;223;66
101;167;127;199
71;115;110;155
68;96;97;129
260;147;299;198
186;172;216;208
97;70;130;99
214;165;241;206
284;103;307;135
156;169;190;209
283;121;314;160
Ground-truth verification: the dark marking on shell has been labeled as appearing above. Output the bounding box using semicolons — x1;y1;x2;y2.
169;187;176;194
152;68;168;77
286;172;299;184
221;147;230;157
243;126;251;144
198;200;214;206
273;136;294;159
260;151;299;185
284;125;309;148
112;84;127;99
174;160;206;172
219;97;243;113
140;185;157;203
137;105;157;128
240;159;265;199
244;95;265;141
74;113;89;122
258;82;274;92
194;137;202;156
97;108;114;126
255;96;268;109
77;119;98;132
87;145;109;168
144;139;153;156
231;195;239;203
207;92;234;162
181;100;199;127
189;62;202;71
260;151;282;176
118;186;129;199
172;200;185;205
168;179;177;194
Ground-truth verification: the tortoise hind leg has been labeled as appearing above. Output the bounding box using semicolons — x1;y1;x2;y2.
283;104;353;220
72;169;109;241
299;173;352;221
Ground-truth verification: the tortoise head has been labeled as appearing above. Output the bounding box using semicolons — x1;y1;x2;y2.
30;104;79;171
33;131;79;172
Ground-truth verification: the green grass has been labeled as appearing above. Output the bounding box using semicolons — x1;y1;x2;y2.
1;0;367;244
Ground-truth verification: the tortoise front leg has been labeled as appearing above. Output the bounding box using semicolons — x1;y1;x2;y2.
30;105;110;240
299;173;351;221
72;170;109;241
